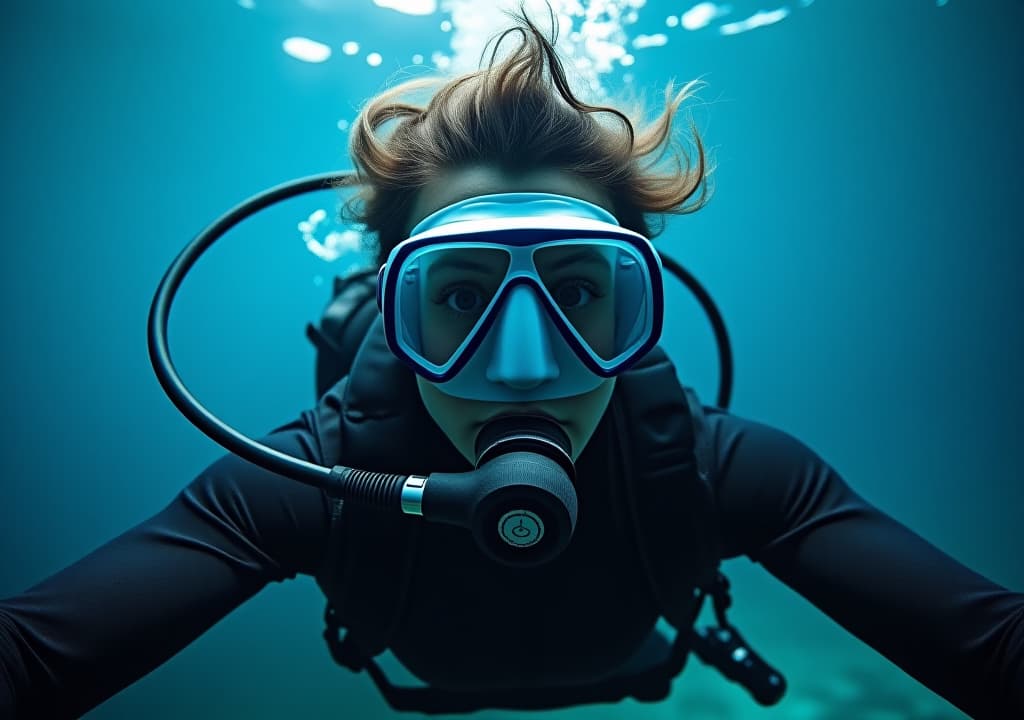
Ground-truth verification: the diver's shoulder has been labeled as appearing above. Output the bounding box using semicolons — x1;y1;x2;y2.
697;404;819;461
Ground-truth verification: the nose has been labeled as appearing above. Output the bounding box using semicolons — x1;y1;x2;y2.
485;284;560;389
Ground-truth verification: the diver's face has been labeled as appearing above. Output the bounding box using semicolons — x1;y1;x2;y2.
409;165;619;464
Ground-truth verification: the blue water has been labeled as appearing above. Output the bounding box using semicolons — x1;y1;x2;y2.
1;1;1021;718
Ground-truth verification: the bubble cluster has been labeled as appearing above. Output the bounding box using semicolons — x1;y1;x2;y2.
299;209;363;262
373;0;437;14
282;36;332;63
681;3;728;31
437;0;647;101
632;33;668;49
719;7;790;36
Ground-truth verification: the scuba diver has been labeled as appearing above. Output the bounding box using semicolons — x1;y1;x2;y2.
1;10;1022;720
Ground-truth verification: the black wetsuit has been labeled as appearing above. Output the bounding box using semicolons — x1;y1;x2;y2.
1;383;1022;719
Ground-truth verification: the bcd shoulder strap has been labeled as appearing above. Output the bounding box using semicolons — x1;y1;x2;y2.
314;319;424;675
610;345;722;628
306;268;379;400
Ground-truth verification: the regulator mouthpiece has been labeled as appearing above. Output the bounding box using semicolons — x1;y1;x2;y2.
418;415;578;568
473;414;575;473
474;415;578;567
336;415;578;568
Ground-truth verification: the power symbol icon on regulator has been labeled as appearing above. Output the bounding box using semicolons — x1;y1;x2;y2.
498;509;544;548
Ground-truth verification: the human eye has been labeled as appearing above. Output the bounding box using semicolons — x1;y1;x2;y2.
553;279;604;310
434;284;487;315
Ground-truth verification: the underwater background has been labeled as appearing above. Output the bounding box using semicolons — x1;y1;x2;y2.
1;1;1021;718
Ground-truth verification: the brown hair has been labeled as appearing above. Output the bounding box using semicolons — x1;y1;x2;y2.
344;8;711;266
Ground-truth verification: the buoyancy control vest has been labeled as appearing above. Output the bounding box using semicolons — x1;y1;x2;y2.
306;269;786;714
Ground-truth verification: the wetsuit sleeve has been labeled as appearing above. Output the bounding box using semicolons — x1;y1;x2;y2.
0;388;344;719
706;407;1024;720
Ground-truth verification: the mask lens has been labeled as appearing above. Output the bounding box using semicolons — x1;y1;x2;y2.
534;241;652;363
394;246;511;368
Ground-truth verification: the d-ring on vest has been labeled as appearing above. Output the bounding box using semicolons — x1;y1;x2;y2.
308;272;786;713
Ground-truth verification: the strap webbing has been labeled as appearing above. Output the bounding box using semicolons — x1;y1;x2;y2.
611;349;721;628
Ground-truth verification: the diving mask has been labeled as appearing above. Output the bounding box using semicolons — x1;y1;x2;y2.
376;193;665;402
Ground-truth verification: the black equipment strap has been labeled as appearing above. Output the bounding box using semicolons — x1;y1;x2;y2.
314;318;425;673
306;269;379;400
611;347;722;627
319;501;420;672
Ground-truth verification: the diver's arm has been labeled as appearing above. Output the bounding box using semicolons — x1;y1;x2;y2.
0;390;343;718
706;408;1024;720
